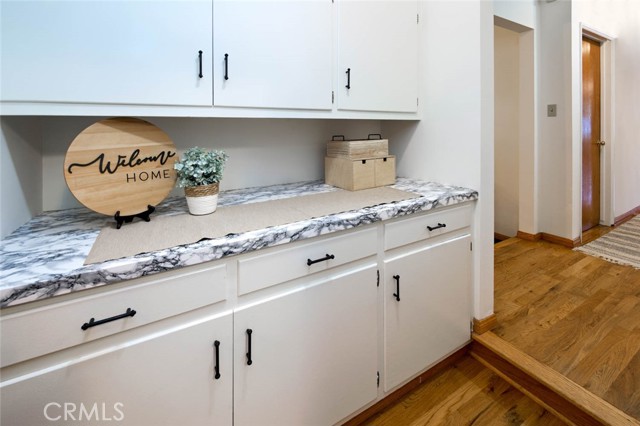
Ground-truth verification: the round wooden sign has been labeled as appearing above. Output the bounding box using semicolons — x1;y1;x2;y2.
64;118;177;216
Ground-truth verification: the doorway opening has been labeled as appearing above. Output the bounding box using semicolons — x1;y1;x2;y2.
493;17;535;242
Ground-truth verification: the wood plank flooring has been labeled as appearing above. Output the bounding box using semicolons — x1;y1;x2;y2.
364;356;564;426
494;235;640;420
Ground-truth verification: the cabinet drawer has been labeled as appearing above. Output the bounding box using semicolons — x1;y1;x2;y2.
384;204;472;250
0;263;227;368
374;156;396;186
238;227;377;295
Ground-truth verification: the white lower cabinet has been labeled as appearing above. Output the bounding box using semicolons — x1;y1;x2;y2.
233;264;378;426
383;234;472;391
0;312;233;426
1;206;475;425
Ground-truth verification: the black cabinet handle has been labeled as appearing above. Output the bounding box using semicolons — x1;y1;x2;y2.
345;68;351;89
393;275;400;302
198;50;203;78
81;308;136;331
307;253;335;266
427;223;447;232
224;53;229;80
213;340;221;379
367;134;382;140
246;329;253;365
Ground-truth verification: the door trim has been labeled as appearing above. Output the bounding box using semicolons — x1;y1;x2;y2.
579;24;615;239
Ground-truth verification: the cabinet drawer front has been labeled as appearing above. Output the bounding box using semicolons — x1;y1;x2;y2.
374;156;396;186
0;263;227;368
238;227;377;295
384;204;472;250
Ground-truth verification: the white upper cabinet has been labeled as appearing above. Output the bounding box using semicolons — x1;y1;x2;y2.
0;1;212;106
0;0;419;117
337;0;419;113
213;0;333;110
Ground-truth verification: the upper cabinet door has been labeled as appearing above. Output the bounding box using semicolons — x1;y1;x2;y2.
0;1;212;106
213;0;332;110
337;0;418;113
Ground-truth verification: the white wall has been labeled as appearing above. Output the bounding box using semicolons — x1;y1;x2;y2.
572;0;640;224
533;0;640;240
383;0;495;321
0;117;43;238
537;0;573;239
494;0;536;29
494;25;520;237
518;29;537;236
39;117;381;211
494;4;537;238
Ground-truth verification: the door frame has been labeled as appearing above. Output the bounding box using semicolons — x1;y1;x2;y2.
579;24;614;237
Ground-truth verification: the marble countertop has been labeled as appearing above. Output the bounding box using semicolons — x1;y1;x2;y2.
0;178;478;308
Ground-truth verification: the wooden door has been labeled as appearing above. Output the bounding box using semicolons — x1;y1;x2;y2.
384;235;471;391
582;37;602;232
233;265;378;426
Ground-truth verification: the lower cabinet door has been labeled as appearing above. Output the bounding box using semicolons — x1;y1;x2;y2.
234;264;378;426
384;235;472;391
0;312;233;426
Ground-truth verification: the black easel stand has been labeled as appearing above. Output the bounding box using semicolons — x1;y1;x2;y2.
114;205;155;229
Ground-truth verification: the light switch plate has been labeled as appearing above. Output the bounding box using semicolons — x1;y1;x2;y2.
547;104;557;117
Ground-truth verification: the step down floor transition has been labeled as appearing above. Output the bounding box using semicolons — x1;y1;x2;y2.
471;332;640;426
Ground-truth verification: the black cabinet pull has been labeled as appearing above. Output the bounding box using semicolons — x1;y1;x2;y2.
224;53;229;80
345;68;351;89
246;329;253;365
367;134;382;140
213;340;221;379
307;253;335;266
198;50;203;78
393;275;400;302
332;135;346;141
427;223;447;232
81;308;136;331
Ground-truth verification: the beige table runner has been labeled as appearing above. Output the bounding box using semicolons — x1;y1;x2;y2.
85;187;419;264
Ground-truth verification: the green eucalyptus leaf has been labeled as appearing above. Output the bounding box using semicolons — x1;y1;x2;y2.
173;146;229;188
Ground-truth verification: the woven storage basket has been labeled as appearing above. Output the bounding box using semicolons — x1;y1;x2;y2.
184;182;219;197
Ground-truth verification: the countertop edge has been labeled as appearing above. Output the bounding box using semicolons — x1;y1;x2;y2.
1;182;478;308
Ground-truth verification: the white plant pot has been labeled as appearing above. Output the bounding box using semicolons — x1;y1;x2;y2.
186;193;218;215
184;183;220;215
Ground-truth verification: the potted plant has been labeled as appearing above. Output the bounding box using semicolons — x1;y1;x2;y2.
174;147;229;215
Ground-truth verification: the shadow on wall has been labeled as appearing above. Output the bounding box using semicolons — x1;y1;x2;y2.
380;120;419;179
1;116;44;238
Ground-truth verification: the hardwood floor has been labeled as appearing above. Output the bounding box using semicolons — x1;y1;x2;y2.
365;356;564;426
494;236;640;420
